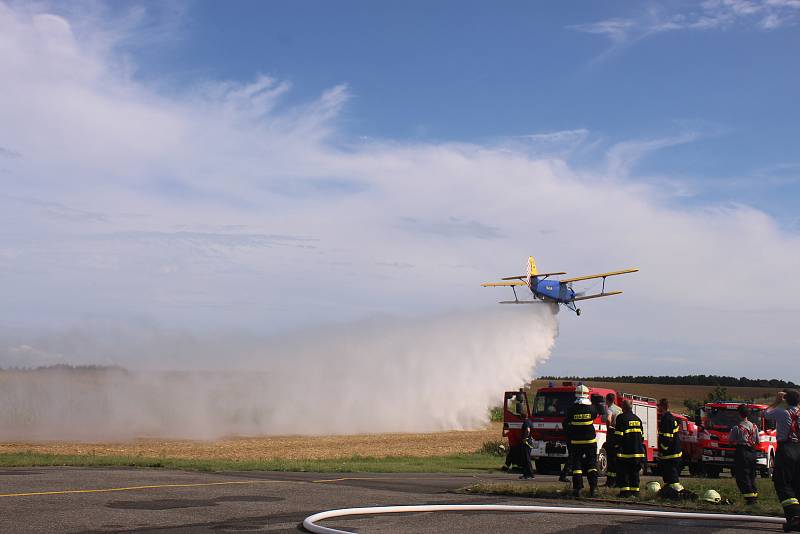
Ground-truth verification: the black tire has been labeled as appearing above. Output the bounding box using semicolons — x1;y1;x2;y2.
705;466;721;478
535;459;562;475
688;462;701;476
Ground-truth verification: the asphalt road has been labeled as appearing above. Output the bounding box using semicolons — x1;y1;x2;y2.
0;468;783;533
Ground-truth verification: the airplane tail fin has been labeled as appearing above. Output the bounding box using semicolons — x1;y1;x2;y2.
526;256;537;277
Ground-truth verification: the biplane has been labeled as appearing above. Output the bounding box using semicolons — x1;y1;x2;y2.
481;256;638;316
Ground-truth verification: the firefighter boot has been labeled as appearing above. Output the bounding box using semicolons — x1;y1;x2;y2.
745;496;758;505
589;485;598;498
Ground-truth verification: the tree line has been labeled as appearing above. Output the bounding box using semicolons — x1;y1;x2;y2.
538;375;798;388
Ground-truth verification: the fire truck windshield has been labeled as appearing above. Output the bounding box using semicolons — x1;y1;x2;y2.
704;406;764;431
705;408;739;430
533;392;574;416
705;407;762;430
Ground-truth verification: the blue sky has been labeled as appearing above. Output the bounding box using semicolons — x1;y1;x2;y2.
116;0;800;225
1;0;800;379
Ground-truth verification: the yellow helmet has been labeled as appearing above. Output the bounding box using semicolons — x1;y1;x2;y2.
646;481;661;493
702;489;721;503
575;384;590;398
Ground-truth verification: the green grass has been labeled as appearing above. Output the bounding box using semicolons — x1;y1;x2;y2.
466;477;784;517
0;452;501;473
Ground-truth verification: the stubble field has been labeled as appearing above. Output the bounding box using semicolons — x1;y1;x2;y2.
0;423;502;461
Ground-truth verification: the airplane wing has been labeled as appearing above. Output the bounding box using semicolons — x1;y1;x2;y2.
573;291;622;301
481;281;527;287
560;269;638;284
501;272;566;280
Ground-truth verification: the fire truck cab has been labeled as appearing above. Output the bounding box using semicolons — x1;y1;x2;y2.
698;402;776;478
502;383;659;475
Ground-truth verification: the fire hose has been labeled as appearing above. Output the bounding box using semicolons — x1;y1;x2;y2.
303;503;785;534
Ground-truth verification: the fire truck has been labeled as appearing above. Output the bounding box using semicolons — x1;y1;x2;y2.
671;412;703;475
502;383;659;475
698;401;777;478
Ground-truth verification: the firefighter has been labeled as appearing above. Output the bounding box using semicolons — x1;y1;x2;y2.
657;398;684;499
728;404;759;505
605;393;622;487
519;412;535;480
563;384;598;497
766;389;800;532
614;398;645;498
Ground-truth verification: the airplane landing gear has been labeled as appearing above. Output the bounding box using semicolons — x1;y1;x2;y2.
576;308;581;316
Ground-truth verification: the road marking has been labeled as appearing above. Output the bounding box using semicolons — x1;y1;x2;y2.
311;476;464;484
0;480;277;498
312;477;381;483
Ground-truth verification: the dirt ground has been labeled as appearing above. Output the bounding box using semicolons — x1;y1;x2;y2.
0;422;503;460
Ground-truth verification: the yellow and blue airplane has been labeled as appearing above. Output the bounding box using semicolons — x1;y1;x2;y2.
481;256;638;316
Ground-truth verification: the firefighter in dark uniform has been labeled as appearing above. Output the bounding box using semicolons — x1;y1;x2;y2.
519;413;535;479
614;398;645;498
766;390;800;532
728;404;760;505
657;398;684;499
563;384;598;497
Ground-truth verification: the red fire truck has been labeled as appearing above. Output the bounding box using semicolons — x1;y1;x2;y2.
502;383;659;475
671;412;704;475
698;402;777;478
502;383;704;475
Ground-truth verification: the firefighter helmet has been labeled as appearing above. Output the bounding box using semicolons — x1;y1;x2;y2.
646;481;661;493
701;489;721;503
575;384;590;398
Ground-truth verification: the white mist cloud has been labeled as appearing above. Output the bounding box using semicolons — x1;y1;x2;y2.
1;0;799;392
1;308;558;440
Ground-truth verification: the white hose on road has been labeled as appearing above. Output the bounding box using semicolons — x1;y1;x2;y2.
302;503;785;534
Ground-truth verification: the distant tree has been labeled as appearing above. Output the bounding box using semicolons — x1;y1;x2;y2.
683;398;701;413
538;375;797;388
706;386;730;402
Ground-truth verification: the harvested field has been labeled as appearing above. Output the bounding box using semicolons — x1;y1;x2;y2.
0;422;502;461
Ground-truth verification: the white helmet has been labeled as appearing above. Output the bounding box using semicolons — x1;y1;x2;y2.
575;384;590;398
702;489;721;503
645;481;661;493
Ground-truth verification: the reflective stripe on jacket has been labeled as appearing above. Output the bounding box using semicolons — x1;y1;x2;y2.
614;411;645;459
658;411;682;460
563;403;597;444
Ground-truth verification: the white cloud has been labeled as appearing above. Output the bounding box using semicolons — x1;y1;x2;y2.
571;0;800;55
1;2;799;380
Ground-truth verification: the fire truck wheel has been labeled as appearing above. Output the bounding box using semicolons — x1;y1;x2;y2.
704;466;721;478
535;459;561;475
761;452;774;479
596;448;608;477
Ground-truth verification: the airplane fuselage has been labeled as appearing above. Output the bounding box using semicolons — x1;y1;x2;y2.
531;277;575;303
